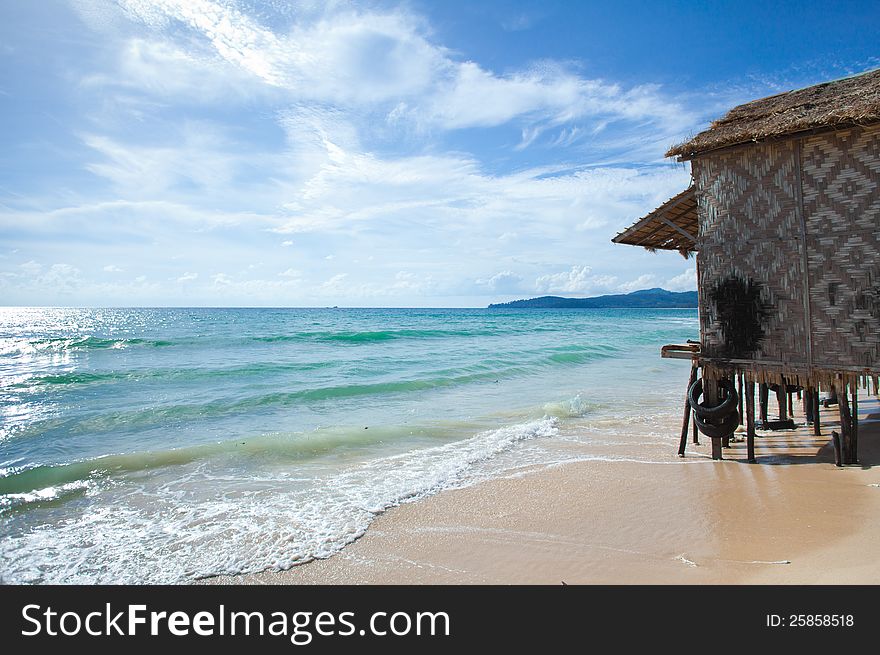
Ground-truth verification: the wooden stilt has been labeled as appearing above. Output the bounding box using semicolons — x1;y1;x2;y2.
813;388;821;435
746;380;756;463
776;384;787;421
832;431;843;467
692;409;699;444
722;377;731;448
737;374;744;426
678;364;698;457
706;378;722;460
804;386;814;424
837;380;854;465
759;383;769;425
852;386;859;465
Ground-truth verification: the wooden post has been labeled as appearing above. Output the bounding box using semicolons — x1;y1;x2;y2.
776;384;788;421
722;379;731;448
759;383;769;425
804;386;814;424
737;374;744;427
852;386;859;465
678;364;698;457
706;377;722;460
837;379;853;465
813;388;821;435
692;409;699;444
746;380;756;463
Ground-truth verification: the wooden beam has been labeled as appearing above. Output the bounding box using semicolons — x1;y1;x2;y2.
657;215;698;243
794;138;815;376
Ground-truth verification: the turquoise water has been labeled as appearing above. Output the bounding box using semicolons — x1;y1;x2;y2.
0;307;698;583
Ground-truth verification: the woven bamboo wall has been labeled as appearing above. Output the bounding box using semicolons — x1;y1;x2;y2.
802;124;880;373
693;140;809;372
692;124;880;384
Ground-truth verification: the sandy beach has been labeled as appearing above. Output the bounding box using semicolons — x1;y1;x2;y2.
205;397;880;585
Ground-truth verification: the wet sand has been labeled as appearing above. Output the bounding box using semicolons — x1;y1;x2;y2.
205;397;880;585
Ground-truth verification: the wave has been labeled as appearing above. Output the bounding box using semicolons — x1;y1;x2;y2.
18;370;519;436
0;417;559;583
0;336;174;356
12;361;336;389
2;326;551;357
545;342;621;364
5;344;622;443
0;424;428;500
0;479;94;515
253;327;505;344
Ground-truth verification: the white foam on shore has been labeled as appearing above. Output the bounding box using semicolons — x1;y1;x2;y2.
0;417;559;584
0;480;93;512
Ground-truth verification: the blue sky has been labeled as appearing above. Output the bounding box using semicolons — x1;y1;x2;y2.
1;0;878;307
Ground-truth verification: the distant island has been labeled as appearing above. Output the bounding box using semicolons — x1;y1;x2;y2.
488;287;697;309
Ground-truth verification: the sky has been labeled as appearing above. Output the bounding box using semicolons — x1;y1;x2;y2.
1;0;878;307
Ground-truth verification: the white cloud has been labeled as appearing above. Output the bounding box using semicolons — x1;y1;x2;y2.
412;61;688;132
82;37;262;103
478;270;524;293
20;260;42;276
103;264;123;273
619;274;658;292
1;0;712;307
665;268;697;291
117;0;444;104
13;262;81;295
112;0;694;141
81;125;251;200
320;273;348;293
535;265;593;294
47;264;82;293
530;266;663;297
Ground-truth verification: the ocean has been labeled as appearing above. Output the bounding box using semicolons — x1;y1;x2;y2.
0;306;698;583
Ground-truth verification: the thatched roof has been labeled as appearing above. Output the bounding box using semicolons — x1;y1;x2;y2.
667;68;880;159
611;186;697;256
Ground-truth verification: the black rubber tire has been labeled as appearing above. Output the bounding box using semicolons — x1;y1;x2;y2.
694;411;740;439
688;378;738;420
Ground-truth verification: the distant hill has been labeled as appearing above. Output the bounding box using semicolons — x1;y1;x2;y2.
488;288;698;309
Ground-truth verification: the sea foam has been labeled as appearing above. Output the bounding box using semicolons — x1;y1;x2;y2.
0;417;558;584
